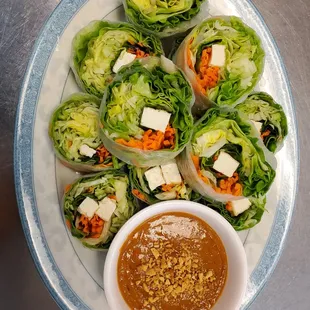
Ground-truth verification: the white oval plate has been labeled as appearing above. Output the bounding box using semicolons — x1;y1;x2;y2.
14;0;299;309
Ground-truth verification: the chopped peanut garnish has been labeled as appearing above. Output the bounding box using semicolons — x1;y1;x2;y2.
136;242;216;307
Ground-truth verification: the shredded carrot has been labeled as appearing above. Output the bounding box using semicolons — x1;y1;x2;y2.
198;171;210;184
96;145;110;164
89;215;104;238
191;154;200;170
108;195;117;200
132;189;147;201
191;153;242;196
116;138;144;149
191;154;210;184
161;184;175;192
78;215;90;234
98;162;113;168
77;214;104;239
136;49;149;58
187;38;194;70
116;125;176;151
65;219;71;230
261;130;271;139
217;173;242;196
68;140;73;147
127;46;149;59
187;45;194;70
226;202;233;212
187;46;220;94
64;184;72;194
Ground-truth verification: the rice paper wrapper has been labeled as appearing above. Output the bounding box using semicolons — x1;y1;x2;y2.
174;16;265;114
70;20;163;98
236;92;288;153
49;93;124;173
62;170;139;250
177;108;277;203
99;56;195;168
123;0;209;39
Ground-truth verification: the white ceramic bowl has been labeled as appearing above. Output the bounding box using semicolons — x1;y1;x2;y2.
104;200;247;310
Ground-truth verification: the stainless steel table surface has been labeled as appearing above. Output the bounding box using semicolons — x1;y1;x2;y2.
0;0;309;309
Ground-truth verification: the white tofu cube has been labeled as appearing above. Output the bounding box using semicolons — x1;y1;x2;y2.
213;152;240;177
80;145;97;158
231;198;251;216
210;45;226;67
140;107;171;132
112;51;136;73
77;197;99;219
96;197;117;221
161;160;182;185
145;166;166;191
251;120;263;133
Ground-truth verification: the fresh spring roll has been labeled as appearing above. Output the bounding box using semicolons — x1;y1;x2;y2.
123;0;208;38
197;195;266;230
63;170;138;249
71;21;163;98
236;92;288;153
49;93;123;172
129;160;195;204
177;108;276;203
100;56;194;167
174;16;265;111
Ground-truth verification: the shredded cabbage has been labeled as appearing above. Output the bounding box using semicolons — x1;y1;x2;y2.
49;93;122;172
63;170;138;250
71;21;163;97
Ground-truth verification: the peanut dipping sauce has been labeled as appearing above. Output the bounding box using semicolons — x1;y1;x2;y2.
117;212;227;310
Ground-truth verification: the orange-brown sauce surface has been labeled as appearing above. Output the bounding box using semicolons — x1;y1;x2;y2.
118;212;227;310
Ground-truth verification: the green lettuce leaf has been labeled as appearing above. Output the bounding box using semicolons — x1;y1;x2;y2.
124;0;206;35
71;20;163;97
197;195;266;230
63;170;138;249
236;92;288;152
49;93;123;172
100;56;194;167
174;16;265;109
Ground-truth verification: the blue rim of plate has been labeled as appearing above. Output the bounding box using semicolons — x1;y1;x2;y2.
13;0;299;309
